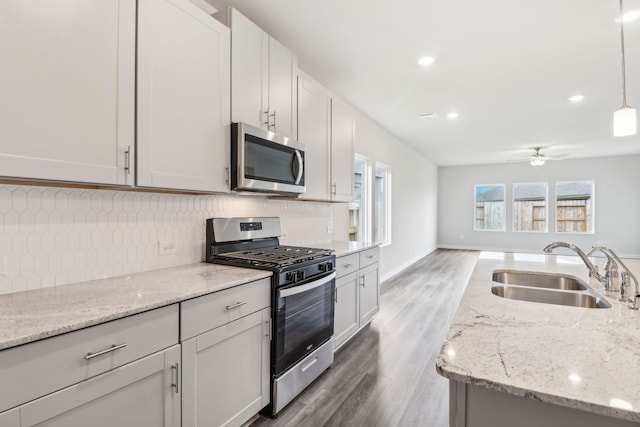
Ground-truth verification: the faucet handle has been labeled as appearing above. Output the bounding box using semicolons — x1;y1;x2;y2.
630;294;640;310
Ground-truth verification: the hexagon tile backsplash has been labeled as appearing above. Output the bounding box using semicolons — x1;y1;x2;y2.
0;184;343;295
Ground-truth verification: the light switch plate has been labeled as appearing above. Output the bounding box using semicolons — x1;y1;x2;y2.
158;241;177;255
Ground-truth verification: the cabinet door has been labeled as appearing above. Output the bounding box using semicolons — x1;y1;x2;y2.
137;0;230;192
229;8;269;129
0;0;135;185
19;345;181;427
359;263;379;326
182;308;270;427
330;98;355;202
0;408;19;427
297;74;331;200
334;272;359;350
268;37;297;139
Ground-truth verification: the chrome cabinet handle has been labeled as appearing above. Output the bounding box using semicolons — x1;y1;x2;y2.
226;301;247;310
85;343;127;360
270;110;277;130
262;110;270;127
171;363;179;394
331;183;337;195
334;288;338;304
124;146;131;175
343;263;352;268
360;276;365;287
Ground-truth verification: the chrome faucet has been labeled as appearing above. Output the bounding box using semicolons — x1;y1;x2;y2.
589;246;640;309
543;242;606;285
587;246;620;292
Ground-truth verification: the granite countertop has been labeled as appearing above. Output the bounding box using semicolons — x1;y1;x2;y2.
304;240;379;257
0;263;272;351
436;252;640;423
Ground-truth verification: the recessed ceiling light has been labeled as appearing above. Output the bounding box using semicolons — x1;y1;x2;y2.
420;113;438;119
617;9;640;22
447;112;459;119
569;94;585;102
418;56;436;66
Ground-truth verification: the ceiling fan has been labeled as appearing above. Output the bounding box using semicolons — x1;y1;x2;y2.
506;147;567;166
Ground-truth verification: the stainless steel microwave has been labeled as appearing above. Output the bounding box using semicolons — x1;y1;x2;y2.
231;122;306;195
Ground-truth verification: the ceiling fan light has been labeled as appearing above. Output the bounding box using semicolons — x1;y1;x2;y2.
530;157;545;166
613;106;637;136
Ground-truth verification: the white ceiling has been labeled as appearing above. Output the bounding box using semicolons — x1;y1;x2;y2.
208;0;640;166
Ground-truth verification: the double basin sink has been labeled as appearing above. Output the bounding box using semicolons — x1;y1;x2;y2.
491;270;611;309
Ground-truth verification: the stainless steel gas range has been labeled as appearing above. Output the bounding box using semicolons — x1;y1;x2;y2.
206;217;335;416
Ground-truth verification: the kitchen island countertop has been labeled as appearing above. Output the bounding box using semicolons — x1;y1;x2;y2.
436;252;640;423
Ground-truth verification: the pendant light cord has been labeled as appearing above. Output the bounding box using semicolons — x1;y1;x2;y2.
620;0;628;108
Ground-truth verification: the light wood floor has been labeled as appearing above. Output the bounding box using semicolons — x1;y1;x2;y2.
251;249;479;427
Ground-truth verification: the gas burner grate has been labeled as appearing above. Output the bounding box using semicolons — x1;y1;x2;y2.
215;245;332;267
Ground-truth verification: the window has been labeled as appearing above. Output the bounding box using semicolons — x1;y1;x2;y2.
556;181;594;234
374;163;391;246
474;184;505;231
513;182;548;232
349;155;371;242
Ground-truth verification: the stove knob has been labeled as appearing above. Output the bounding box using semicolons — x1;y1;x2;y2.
318;263;326;272
286;271;296;282
296;270;305;281
326;261;334;271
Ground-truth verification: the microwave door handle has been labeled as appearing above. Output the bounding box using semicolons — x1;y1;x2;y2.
294;150;304;185
278;272;336;298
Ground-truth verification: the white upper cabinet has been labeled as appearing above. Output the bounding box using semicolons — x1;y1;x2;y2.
297;73;331;200
330;97;355;202
221;8;297;139
0;0;135;185
137;0;231;192
297;74;355;202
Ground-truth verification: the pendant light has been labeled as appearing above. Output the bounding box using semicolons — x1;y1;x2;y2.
614;0;637;137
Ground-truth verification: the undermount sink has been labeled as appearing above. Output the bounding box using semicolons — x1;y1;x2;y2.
491;270;611;309
492;270;587;290
491;285;611;309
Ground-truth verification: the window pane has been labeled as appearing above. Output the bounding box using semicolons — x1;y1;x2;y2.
556;181;594;234
374;163;391;245
513;182;548;232
474;184;505;231
349;155;369;242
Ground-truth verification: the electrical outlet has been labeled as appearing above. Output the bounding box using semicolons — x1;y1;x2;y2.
158;241;177;255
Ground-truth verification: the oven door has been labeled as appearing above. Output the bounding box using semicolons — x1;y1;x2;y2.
273;271;335;376
232;122;305;194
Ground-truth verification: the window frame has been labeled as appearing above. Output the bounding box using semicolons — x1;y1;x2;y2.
373;162;392;246
512;182;549;233
349;154;372;243
555;180;595;235
474;184;506;232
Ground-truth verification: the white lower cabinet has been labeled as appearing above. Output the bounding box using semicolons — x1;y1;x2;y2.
359;263;380;326
333;247;380;351
19;345;181;427
181;280;272;427
334;271;359;350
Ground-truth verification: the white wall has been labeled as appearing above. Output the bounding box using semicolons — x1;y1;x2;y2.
0;185;343;295
438;155;640;257
351;109;439;281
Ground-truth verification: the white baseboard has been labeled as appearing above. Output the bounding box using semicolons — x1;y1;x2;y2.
381;246;437;283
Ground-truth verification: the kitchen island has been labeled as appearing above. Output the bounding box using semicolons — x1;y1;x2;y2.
436;252;640;426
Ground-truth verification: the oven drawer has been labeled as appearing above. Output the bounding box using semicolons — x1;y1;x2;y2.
273;338;334;414
359;247;380;268
181;277;271;340
336;253;359;278
0;304;179;413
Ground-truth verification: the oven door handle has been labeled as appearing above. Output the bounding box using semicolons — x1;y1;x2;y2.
279;272;336;298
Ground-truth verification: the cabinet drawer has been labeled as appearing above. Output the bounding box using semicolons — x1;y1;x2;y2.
181;277;271;340
0;304;179;413
335;253;359;278
359;247;380;268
